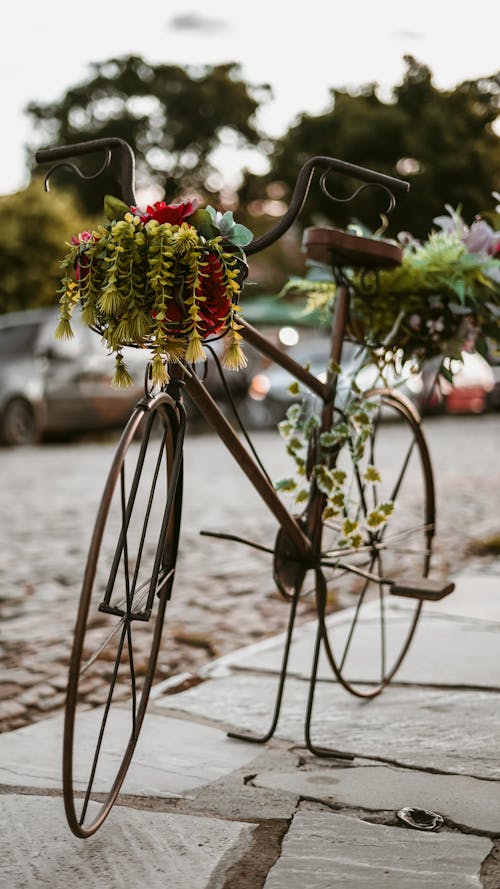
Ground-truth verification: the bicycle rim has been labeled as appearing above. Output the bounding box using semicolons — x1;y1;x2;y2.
316;388;434;698
63;392;184;837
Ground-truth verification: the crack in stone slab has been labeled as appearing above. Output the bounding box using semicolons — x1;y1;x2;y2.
219;819;292;889
481;839;500;889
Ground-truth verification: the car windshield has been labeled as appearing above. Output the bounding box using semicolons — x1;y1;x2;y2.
0;323;41;359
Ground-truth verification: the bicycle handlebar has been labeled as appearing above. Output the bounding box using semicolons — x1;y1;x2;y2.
35;137;137;206
246;156;409;255
35;137;409;255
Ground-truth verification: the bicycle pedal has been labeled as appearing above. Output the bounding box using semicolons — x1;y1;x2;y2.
390;577;455;601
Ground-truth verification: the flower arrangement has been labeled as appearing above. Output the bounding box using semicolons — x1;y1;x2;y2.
282;204;500;375
275;202;500;550
56;195;253;386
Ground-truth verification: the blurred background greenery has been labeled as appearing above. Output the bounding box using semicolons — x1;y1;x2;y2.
1;54;498;313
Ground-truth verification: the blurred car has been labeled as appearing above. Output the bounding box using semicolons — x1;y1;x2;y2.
244;332;424;428
486;346;500;411
422;351;496;415
0;307;151;445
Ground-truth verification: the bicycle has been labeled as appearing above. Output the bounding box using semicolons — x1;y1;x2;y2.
36;137;454;837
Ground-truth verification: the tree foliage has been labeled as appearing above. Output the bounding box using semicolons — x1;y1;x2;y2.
0;182;90;313
239;57;500;241
27;56;270;213
4;55;498;313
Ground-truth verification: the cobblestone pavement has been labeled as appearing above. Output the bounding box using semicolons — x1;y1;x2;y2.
1;413;499;732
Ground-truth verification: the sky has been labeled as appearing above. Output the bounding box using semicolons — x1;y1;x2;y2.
1;0;499;196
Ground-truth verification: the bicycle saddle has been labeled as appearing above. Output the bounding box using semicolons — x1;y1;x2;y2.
303;226;403;270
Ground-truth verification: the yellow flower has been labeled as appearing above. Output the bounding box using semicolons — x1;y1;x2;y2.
222;341;248;371
151;354;170;386
185;334;206;364
55;318;74;340
171;224;200;259
112;354;134;389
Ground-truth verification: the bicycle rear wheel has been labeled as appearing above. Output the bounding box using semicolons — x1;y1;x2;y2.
63;392;184;837
316;388;434;697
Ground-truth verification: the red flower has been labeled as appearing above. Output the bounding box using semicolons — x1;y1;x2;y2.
135;198;200;226
72;231;95;282
152;252;233;340
197;253;232;336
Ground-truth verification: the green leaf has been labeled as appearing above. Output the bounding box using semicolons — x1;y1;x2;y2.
440;364;454;384
275;477;297;492
227;223;253;247
189;208;218;240
319;431;336;447
218;211;235;235
104;195;130;221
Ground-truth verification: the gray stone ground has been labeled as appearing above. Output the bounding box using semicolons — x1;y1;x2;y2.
1;414;500;886
1;415;499;733
0;572;499;888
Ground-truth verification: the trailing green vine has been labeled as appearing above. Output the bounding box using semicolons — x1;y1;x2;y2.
276;378;394;551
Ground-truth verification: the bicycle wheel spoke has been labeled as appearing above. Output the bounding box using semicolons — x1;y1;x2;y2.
120;465;133;612
388;434;417;505
125;619;138;738
129;432;167;600
338;570;372;671
79;619;129;826
80;567;174;675
376;550;387;682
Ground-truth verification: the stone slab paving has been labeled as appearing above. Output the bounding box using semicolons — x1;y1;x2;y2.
423;575;500;623
263;807;492;889
0;793;254;889
0;708;259;796
202;586;500;690
155;674;500;779
253;764;500;834
203;574;500;682
211;611;500;689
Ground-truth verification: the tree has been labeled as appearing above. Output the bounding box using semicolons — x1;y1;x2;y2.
239;58;500;242
27;56;271;214
0;182;90;313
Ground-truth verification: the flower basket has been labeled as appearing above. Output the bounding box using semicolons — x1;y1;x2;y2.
57;195;253;386
284;205;500;371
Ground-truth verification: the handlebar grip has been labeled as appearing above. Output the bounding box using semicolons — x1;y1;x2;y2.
313;155;409;194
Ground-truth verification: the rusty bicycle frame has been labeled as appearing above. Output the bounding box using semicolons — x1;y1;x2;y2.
36;139;452;836
36;137;409;571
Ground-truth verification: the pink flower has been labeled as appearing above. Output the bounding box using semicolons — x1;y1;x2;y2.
71;230;94;246
463;220;498;255
134;198;200;226
72;231;96;281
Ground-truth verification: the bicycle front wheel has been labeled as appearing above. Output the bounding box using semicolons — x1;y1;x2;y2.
316;388;435;698
63;392;184;837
